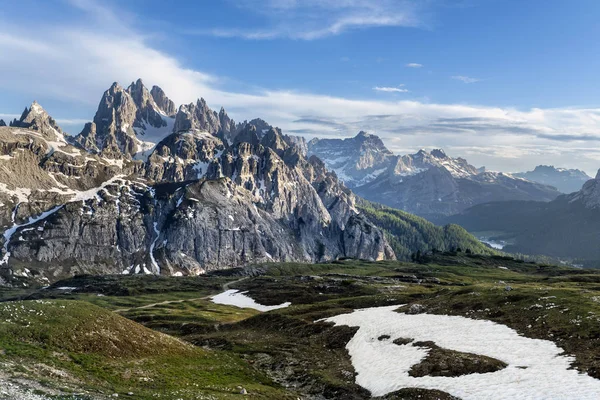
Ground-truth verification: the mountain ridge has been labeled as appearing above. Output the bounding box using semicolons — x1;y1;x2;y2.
514;165;591;193
308;132;561;221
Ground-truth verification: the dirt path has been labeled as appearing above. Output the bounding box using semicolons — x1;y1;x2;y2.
114;276;249;313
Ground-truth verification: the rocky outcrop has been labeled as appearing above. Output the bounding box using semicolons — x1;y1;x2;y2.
173;98;236;138
0;120;5;127
9;101;66;142
572;169;600;209
283;134;307;156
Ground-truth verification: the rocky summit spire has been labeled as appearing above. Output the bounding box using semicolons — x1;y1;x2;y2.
126;78;168;131
151;85;176;116
88;81;138;156
75;79;177;157
9;101;65;141
0;119;5;127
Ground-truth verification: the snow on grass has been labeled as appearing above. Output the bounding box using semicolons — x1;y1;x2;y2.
323;305;600;399
211;289;291;312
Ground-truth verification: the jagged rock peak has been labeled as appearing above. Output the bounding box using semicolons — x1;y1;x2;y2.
261;127;289;155
595;168;600;180
0;119;5;127
74;79;178;157
126;78;148;103
9;101;65;141
431;149;447;158
151;85;176;116
173;96;231;136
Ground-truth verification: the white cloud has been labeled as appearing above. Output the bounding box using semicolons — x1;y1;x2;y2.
1;1;600;175
451;75;481;84
373;86;409;93
186;0;424;40
406;63;423;68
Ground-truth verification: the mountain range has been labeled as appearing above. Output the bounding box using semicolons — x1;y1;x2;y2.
308;133;561;221
514;165;591;193
0;80;495;286
0;80;398;285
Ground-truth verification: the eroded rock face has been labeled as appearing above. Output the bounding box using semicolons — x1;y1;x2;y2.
0;80;395;284
573;169;600;209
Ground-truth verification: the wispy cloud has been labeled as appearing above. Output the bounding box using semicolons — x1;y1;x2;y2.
451;75;480;84
1;0;600;174
185;0;425;40
406;63;423;68
373;85;409;93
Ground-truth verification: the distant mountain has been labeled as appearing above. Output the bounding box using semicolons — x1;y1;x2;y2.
309;132;560;221
514;165;591;193
307;131;395;187
444;171;600;262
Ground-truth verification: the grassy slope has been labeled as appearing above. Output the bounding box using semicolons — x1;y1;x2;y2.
0;299;292;399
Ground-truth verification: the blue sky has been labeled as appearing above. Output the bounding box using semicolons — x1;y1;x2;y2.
1;0;600;174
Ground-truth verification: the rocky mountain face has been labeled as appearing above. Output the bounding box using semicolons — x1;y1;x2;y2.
514;165;591;193
310;132;561;221
444;170;600;262
0;82;394;285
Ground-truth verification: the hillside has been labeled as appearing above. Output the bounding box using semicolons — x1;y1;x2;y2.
357;201;497;259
